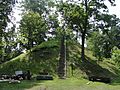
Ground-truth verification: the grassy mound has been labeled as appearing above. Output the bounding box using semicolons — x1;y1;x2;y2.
0;40;119;80
0;40;59;75
67;43;120;79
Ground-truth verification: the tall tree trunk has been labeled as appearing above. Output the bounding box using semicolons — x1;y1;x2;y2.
0;30;4;63
58;35;66;79
81;0;88;62
81;32;85;62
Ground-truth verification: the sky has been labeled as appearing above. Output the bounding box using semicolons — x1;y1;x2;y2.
13;0;120;24
105;0;120;18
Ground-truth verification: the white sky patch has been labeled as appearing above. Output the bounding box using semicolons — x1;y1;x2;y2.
105;0;120;18
13;1;23;27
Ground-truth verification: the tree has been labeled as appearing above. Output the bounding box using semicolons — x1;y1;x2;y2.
56;0;115;62
22;0;54;15
20;0;56;49
1;25;20;62
87;14;120;60
22;0;67;78
21;0;116;78
19;11;47;50
0;0;17;63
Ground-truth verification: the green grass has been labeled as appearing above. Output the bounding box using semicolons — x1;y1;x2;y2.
0;79;44;90
0;80;35;90
0;40;59;75
42;78;120;90
1;78;120;90
27;78;120;90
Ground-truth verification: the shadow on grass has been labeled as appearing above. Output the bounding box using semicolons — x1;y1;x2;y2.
0;79;46;90
75;56;120;85
106;65;120;85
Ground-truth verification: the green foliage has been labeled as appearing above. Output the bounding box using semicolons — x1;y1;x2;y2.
23;0;54;15
111;47;120;65
19;11;47;50
56;0;116;62
87;32;104;60
0;0;16;30
0;0;18;63
87;15;120;59
57;2;85;32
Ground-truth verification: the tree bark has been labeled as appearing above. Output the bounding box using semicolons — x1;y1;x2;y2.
81;32;85;62
28;27;33;49
81;0;88;62
58;35;66;79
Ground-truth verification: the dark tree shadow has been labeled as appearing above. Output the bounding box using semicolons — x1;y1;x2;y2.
75;55;120;84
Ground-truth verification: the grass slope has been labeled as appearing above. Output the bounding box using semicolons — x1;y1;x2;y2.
0;40;120;78
67;43;120;79
0;40;59;75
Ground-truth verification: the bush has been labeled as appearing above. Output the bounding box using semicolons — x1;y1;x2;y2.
111;47;120;65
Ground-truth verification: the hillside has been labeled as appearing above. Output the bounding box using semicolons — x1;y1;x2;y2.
0;40;59;75
0;40;120;80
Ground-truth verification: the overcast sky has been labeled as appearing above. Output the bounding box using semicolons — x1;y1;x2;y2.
105;0;120;18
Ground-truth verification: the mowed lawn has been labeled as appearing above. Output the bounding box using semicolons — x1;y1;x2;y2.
32;78;120;90
1;78;120;90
